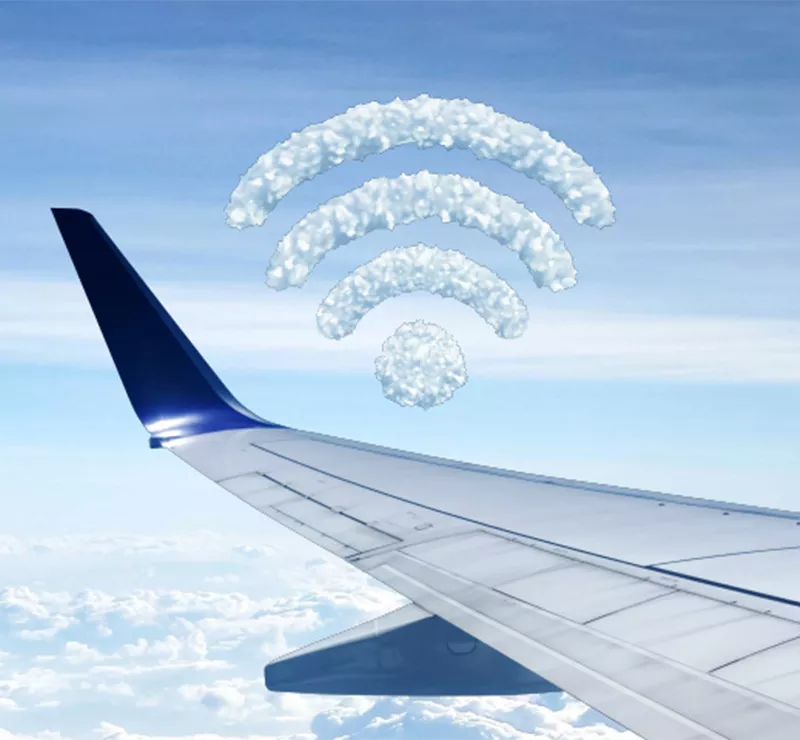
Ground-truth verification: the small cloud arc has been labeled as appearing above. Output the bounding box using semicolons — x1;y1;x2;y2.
375;320;468;409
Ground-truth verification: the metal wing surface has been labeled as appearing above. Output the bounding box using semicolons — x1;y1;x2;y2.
53;208;800;740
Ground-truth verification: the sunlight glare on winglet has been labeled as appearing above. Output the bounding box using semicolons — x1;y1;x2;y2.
159;437;194;450
145;415;200;436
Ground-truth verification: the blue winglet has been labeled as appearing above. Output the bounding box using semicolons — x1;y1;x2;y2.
52;208;282;446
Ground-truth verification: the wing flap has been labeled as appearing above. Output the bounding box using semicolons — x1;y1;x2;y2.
716;638;800;706
498;564;670;624
404;531;571;587
375;552;800;740
370;533;800;683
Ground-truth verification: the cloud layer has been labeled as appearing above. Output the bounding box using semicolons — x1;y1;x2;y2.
0;534;399;737
266;171;576;293
0;533;638;740
225;94;615;230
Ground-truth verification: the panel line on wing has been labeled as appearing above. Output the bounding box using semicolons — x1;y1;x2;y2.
348;528;484;565
249;442;644;566
268;505;359;553
648;565;800;611
254;469;402;545
296;433;800;522
652;544;800;567
227;490;359;558
581;592;677;626
709;635;800;674
249;442;800;611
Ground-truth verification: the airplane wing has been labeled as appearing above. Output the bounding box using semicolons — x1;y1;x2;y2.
52;208;800;740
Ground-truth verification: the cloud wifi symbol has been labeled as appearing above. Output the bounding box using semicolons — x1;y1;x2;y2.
225;95;615;408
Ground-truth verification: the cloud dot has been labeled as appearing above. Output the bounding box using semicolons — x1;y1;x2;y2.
374;320;468;409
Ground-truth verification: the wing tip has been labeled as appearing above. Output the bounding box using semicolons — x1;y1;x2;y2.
52;207;283;443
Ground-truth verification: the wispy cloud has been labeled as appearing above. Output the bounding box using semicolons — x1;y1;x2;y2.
2;277;799;383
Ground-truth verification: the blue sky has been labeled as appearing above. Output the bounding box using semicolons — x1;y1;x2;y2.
1;2;799;737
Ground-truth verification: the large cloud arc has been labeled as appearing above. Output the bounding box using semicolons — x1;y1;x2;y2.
266;171;577;293
316;244;529;340
225;94;615;230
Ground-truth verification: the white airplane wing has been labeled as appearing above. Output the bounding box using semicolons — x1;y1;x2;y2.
53;208;800;740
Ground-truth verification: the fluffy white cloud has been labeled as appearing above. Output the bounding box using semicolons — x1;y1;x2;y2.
178;678;254;717
312;696;638;740
0;533;255;561
232;546;276;560
0;727;308;740
95;684;135;698
0;535;399;733
203;576;240;586
63;643;105;666
0;667;73;705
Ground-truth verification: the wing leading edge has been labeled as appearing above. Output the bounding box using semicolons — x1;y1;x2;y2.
53;209;800;740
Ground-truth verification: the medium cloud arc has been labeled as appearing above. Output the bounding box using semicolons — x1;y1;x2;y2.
267;171;577;293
